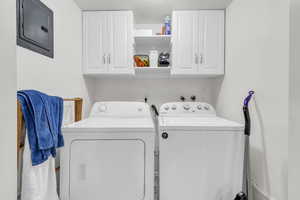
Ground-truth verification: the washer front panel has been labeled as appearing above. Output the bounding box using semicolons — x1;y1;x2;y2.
159;130;244;200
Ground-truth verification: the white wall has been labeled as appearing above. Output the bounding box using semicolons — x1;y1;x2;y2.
289;0;300;199
17;0;95;117
0;0;17;199
214;0;289;200
94;78;216;108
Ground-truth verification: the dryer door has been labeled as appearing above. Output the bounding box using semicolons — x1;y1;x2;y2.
69;139;145;200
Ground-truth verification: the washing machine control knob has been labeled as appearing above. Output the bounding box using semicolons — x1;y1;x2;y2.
164;106;170;111
197;105;202;110
204;106;210;111
183;104;191;110
171;105;177;110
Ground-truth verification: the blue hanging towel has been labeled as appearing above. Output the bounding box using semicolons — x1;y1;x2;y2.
17;90;64;166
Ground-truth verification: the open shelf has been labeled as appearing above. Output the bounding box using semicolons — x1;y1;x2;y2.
135;66;171;72
134;66;171;78
134;35;171;46
134;35;171;38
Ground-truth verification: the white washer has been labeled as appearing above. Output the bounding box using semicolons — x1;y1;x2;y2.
60;102;155;200
159;102;245;200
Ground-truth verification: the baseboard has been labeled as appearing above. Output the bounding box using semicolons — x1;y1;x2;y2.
252;183;276;200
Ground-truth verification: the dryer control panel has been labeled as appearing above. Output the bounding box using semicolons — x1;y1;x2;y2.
90;102;151;118
159;102;216;116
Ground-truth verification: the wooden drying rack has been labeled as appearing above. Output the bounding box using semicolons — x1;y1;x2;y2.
17;98;83;165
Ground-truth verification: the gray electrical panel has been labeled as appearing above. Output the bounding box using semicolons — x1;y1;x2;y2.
17;0;54;58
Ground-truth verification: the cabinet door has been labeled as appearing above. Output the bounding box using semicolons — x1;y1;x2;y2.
83;12;108;74
171;11;199;75
198;11;224;75
108;11;134;74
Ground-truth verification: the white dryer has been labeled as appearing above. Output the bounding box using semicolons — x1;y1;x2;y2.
60;102;155;200
158;102;245;200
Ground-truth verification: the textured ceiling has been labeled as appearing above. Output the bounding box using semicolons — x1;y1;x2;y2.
74;0;232;23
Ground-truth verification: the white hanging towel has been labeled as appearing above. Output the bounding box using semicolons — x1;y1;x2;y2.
21;132;59;200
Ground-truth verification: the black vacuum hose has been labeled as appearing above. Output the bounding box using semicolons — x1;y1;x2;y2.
243;91;254;136
243;106;251;136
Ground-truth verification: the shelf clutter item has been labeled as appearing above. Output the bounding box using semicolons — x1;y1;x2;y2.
149;50;159;68
134;55;150;67
164;16;171;35
158;52;170;67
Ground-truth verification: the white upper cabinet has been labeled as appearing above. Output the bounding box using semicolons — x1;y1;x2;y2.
171;11;199;74
108;12;134;74
198;11;224;75
83;11;134;75
172;10;225;76
83;10;223;77
83;12;108;74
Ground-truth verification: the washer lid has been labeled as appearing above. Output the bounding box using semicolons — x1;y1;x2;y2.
159;117;244;131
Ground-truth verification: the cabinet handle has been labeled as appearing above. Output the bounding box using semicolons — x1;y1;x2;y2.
199;54;203;64
103;54;106;64
108;54;111;64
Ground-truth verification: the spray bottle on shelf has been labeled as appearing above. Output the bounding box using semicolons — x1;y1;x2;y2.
164;16;171;35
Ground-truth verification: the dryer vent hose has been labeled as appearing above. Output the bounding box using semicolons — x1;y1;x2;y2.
151;105;159;116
